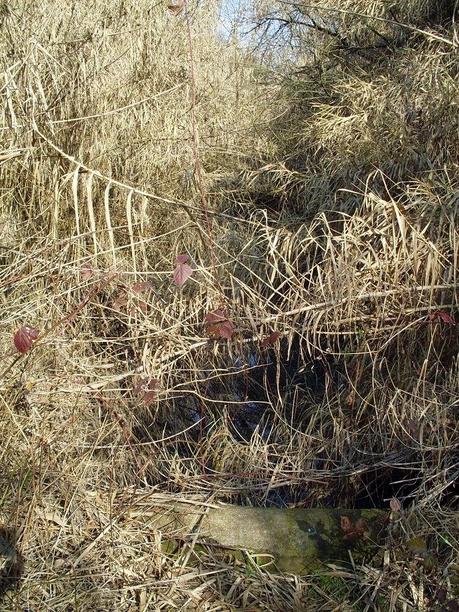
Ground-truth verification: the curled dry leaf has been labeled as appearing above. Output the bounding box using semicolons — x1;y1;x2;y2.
205;309;235;340
429;310;456;326
340;516;366;542
128;299;149;316
390;497;402;513
173;254;193;287
113;290;128;310
133;378;160;406
167;0;184;16
205;309;226;324
217;320;235;339
14;326;39;353
260;331;282;349
114;281;152;312
136;300;149;314
131;280;152;294
115;281;152;311
340;516;352;533
81;264;95;281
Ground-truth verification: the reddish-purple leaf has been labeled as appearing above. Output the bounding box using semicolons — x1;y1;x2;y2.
205;309;227;324
344;531;360;542
260;331;282;349
14;326;39;353
205;309;235;340
115;282;152;312
440;311;456;325
131;281;152;294
429;310;456;326
143;390;157;406
173;258;193;287
137;300;149;314
113;291;128;310
133;378;159;406
81;265;94;281
128;300;149;316
216;319;235;339
340;516;366;542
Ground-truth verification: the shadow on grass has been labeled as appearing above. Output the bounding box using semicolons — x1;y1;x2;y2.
0;527;22;603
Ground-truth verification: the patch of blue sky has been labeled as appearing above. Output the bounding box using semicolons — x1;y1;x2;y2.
217;0;252;41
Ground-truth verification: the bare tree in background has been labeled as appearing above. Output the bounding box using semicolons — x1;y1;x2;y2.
233;0;458;63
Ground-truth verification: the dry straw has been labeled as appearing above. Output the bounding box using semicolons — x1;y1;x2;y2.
0;0;458;609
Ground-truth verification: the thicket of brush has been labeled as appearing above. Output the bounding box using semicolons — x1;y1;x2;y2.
1;0;458;609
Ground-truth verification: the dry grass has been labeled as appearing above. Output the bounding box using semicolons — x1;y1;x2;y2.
1;0;458;610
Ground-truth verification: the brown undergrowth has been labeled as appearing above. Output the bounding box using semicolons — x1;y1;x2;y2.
0;0;458;609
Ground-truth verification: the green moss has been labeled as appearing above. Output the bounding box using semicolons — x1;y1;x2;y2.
314;572;348;598
155;506;388;575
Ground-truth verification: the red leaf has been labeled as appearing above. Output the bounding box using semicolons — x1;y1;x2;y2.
260;331;282;349
176;254;189;265
205;309;235;340
113;291;128;310
216;319;236;339
340;516;352;533
429;310;456;325
128;299;149;316
343;530;361;542
340;516;366;542
14;326;39;353
173;259;193;287
133;378;159;406
205;309;227;324
138;300;148;314
142;390;157;406
81;265;94;281
115;282;152;312
131;281;152;294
